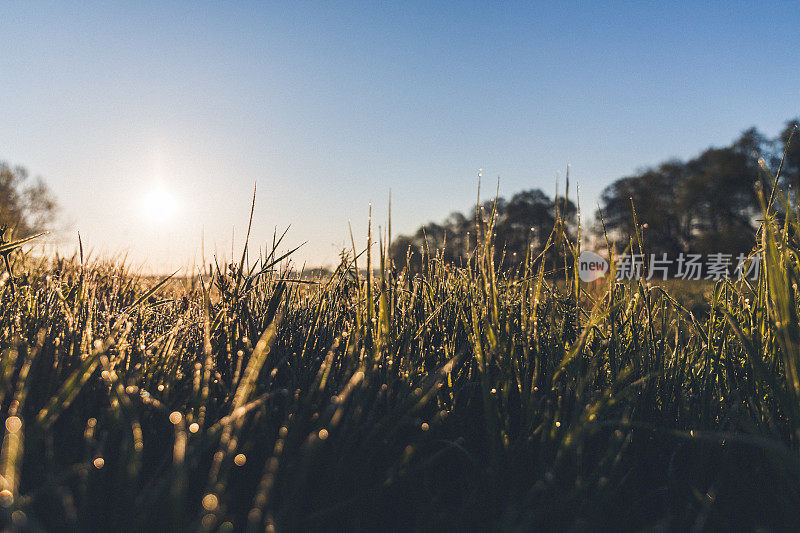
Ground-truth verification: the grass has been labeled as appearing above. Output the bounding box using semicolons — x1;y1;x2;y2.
1;173;800;531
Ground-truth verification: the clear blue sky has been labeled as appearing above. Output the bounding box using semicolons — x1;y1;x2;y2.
1;2;798;270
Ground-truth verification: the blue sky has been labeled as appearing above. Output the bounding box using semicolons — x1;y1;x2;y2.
1;2;798;270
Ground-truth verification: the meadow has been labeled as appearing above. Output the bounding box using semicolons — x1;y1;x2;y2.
1;177;800;532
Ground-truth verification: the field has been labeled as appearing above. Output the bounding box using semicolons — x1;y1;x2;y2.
1;193;800;532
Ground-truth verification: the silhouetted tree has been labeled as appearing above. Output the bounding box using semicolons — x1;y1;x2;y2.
683;134;763;254
596;128;767;256
0;162;58;238
778;119;800;190
597;160;691;256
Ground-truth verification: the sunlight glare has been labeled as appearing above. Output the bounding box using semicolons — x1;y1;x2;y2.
142;186;178;223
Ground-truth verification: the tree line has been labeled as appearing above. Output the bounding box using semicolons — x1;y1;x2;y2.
390;189;577;271
3;118;800;268
392;118;800;268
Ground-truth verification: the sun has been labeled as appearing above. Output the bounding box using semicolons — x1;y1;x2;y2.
142;186;178;223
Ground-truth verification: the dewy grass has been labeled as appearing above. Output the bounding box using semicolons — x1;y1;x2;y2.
2;176;800;530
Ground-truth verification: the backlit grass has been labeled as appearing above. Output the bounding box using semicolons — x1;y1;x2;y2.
1;174;800;530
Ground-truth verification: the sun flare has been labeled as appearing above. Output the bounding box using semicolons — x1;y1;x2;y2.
141;187;178;223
